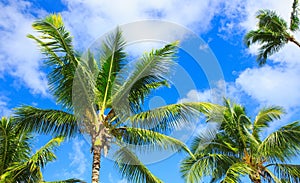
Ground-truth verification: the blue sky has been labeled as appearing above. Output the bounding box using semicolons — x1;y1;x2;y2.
1;0;300;182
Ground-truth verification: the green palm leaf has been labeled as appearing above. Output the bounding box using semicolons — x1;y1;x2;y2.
191;132;238;155
253;106;284;139
258;121;300;162
181;153;239;183
114;147;163;183
27;14;78;109
290;0;300;31
14;105;78;137
0;117;31;175
266;163;300;182
115;127;194;157
128;102;215;132
1;137;64;182
97;28;127;113
221;162;252;183
112;41;178;115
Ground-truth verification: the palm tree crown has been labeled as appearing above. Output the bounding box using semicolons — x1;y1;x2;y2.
181;99;300;183
14;14;215;183
244;0;300;66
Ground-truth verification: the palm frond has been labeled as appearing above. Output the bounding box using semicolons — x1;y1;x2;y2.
112;41;179;115
181;153;239;183
244;10;290;66
128;102;216;132
0;117;31;175
258;121;300;162
2;137;64;182
27;14;78;109
266;163;300;182
221;100;251;150
191;132;238;155
257;36;287;66
14;105;78;138
221;162;252;183
29;137;64;169
42;178;86;183
97;28;127;112
253;106;284;140
114;127;194;157
290;0;300;31
256;10;288;32
114;147;162;183
72;56;99;130
244;30;288;66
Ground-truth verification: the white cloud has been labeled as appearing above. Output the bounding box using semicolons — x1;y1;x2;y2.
60;0;235;49
178;80;227;104
0;0;48;96
0;0;238;98
108;173;128;183
236;65;300;109
0;96;11;117
63;139;88;178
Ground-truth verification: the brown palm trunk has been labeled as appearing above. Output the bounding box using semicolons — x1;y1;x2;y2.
92;145;101;183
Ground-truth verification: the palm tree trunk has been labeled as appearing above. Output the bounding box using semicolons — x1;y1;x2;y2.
92;145;101;183
289;36;300;47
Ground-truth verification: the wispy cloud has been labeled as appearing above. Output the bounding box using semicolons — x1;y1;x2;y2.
0;96;11;117
108;173;128;183
62;139;88;179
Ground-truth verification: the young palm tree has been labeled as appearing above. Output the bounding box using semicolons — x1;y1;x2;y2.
244;0;300;66
181;99;300;183
14;14;215;183
0;117;82;183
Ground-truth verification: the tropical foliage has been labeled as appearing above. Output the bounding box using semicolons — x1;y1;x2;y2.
0;117;82;183
14;14;216;183
181;99;300;183
244;0;300;65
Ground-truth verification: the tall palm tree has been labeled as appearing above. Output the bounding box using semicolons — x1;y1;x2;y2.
0;117;82;183
14;14;215;183
244;0;300;66
181;99;300;183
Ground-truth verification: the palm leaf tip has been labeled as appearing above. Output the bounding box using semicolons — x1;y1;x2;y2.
112;40;180;114
114;147;163;183
118;127;195;159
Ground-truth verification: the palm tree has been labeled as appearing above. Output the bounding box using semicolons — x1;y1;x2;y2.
181;99;300;183
244;0;300;66
14;14;215;183
0;117;82;183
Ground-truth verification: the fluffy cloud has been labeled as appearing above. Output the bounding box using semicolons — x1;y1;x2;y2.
61;0;223;48
0;0;48;95
236;65;300;109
